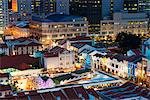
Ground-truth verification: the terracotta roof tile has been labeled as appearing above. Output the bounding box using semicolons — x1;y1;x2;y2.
73;86;89;99
41;92;55;100
0;55;39;70
87;89;99;99
52;90;68;100
0;84;11;91
63;88;80;99
0;73;9;78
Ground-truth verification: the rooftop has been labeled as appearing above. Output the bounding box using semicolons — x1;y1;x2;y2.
1;86;100;99
44;46;69;57
32;14;86;23
5;37;42;47
15;21;29;28
98;82;150;99
0;84;11;91
0;55;39;70
0;73;9;78
0;43;8;48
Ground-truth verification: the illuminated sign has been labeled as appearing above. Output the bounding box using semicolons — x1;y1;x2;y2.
12;0;18;12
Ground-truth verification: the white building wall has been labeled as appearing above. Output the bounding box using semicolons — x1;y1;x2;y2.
44;57;59;69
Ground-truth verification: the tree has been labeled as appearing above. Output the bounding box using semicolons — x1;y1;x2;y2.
115;32;142;53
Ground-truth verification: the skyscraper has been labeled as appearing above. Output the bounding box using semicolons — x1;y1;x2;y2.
0;0;9;34
32;0;56;16
123;0;139;13
70;0;124;35
139;0;150;14
70;0;102;34
56;0;69;14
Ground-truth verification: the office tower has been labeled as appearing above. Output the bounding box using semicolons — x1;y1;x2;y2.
113;0;124;12
139;0;150;14
102;0;124;19
0;0;9;34
32;0;56;16
70;0;102;34
70;0;125;34
18;0;32;20
56;0;69;14
10;0;32;21
123;0;139;13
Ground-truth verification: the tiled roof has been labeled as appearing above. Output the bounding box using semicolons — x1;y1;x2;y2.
40;92;55;100
0;43;8;48
5;37;42;47
63;88;80;99
131;49;142;56
93;53;104;57
73;86;89;99
87;89;100;99
0;73;9;78
107;54;143;63
28;93;43;100
16;21;29;28
44;46;68;57
0;55;39;70
71;43;85;49
2;86;100;99
52;90;68;99
0;84;11;91
126;55;143;63
98;82;150;99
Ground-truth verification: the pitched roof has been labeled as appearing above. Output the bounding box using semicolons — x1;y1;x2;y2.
0;55;39;70
2;86;101;99
28;93;43;100
0;84;11;91
40;92;56;100
63;88;80;99
131;49;142;56
44;46;69;57
0;43;8;48
98;82;150;99
52;90;68;99
73;86;89;99
93;53;104;57
0;73;9;78
87;89;99;99
71;43;85;49
5;37;42;47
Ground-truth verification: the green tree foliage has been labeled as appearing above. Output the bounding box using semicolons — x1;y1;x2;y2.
115;32;142;53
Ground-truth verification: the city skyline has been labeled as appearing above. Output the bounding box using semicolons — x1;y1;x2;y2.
0;0;150;100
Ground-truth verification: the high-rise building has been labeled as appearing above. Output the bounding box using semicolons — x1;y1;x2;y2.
123;0;139;13
10;0;32;21
139;0;150;14
0;0;9;34
31;0;56;17
69;0;124;35
56;0;69;14
70;0;102;35
102;0;124;19
10;0;70;20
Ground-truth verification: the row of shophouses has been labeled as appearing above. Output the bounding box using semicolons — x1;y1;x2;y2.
91;53;150;85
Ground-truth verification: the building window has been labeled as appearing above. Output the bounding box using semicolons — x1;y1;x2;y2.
112;63;114;67
116;65;118;68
